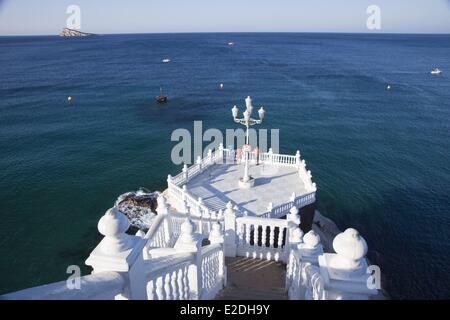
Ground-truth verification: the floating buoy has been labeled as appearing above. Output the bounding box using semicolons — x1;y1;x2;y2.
386;84;391;91
220;83;224;89
67;96;72;103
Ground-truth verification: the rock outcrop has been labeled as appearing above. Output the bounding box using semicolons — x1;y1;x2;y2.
59;28;94;37
114;189;160;231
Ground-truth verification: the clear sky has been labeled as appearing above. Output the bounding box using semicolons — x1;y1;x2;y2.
0;0;449;35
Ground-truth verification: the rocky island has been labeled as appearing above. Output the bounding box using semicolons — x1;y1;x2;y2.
59;28;94;37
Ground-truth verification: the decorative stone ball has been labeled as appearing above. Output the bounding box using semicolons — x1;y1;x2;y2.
210;222;222;238
333;228;367;261
136;230;146;238
291;227;304;243
98;207;130;237
290;206;299;216
181;218;196;236
157;195;166;206
303;230;321;248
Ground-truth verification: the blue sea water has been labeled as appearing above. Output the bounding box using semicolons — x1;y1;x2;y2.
0;33;449;299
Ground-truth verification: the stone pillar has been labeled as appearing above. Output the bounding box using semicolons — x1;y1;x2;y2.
287;206;301;246
223;202;237;257
268;148;274;165
209;222;226;288
218;143;224;163
156;195;169;215
318;228;378;300
174;216;203;299
182;163;188;182
267;202;273;218
85;207;147;300
295;150;301;166
197;155;202;173
298;230;323;265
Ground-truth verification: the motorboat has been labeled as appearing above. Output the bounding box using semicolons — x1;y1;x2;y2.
431;68;442;75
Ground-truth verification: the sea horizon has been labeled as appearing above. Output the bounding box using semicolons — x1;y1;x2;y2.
1;32;449;299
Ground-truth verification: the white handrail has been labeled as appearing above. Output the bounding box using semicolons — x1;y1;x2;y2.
200;243;225;299
286;249;326;300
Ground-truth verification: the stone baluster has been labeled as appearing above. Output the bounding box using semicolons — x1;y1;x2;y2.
85;207;147;300
170;270;179;300
174;215;203;300
223;202;237;257
318;228;378;300
269;225;275;248
254;224;260;247
261;225;267;248
164;273;172;300
245;224;252;246
268;148;274;164
277;227;284;249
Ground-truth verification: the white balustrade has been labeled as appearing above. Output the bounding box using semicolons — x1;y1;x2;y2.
235;216;288;262
144;253;194;300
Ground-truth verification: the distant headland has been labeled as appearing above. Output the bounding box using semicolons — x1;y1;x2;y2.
59;28;95;37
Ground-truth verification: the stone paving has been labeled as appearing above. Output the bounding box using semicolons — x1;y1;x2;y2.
185;162;307;216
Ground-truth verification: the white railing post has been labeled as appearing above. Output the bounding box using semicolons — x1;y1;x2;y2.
268;148;273;165
267;202;273;218
218;143;224;163
295;150;301;167
318;228;378;299
207;149;212;166
182;163;188;182
174;213;203;300
156;195;172;247
197;156;202;173
209;222;226;287
223;202;237;257
85;207;147;300
298;230;323;264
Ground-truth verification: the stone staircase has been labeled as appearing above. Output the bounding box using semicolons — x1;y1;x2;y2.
216;257;288;300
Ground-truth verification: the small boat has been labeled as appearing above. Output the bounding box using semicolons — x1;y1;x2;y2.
228;42;235;46
431;68;442;75
155;87;167;103
386;84;392;91
162;58;171;63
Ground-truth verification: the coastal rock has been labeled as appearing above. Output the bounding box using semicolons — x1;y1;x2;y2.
59;28;94;37
114;189;160;230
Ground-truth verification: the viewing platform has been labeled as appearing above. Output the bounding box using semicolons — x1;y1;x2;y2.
1;97;381;301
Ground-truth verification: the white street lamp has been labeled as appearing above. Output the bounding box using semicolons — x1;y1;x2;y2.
230;96;266;189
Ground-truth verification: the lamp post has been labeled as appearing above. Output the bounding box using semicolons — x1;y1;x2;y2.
231;96;265;188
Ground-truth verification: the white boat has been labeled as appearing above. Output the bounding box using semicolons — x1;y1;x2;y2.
431;68;442;75
162;58;171;63
228;42;234;46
